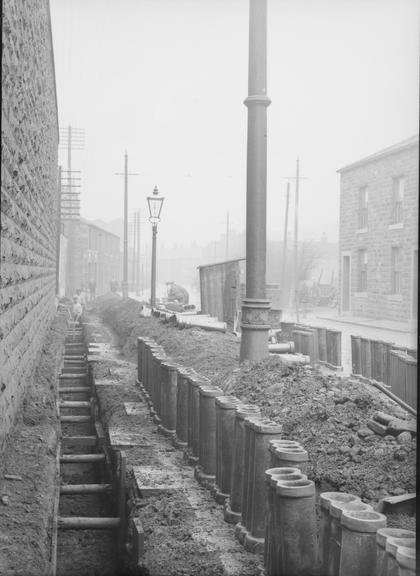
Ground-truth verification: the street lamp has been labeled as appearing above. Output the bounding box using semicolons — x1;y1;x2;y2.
147;185;164;308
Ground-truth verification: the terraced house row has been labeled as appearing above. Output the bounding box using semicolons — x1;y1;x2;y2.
338;136;418;324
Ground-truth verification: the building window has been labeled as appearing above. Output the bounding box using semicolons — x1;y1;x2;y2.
358;186;368;228
391;247;401;294
358;249;367;291
391;177;404;224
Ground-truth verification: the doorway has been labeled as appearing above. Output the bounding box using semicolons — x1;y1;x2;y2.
341;253;351;313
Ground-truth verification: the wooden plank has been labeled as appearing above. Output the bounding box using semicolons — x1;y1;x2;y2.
60;415;91;423
60;483;112;494
61;436;97;446
59;387;90;394
60;453;105;463
58;517;120;530
59;401;90;408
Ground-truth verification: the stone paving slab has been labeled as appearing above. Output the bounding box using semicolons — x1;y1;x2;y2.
133;465;184;496
124;402;149;416
108;428;150;449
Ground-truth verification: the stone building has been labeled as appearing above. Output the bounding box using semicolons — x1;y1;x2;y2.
338;135;418;324
63;219;120;298
1;1;59;448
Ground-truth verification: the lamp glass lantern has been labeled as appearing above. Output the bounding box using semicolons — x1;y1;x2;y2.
147;185;164;224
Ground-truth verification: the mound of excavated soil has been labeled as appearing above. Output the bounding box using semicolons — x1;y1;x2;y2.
92;295;416;512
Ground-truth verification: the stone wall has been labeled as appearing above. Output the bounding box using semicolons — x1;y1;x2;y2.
0;0;59;450
339;139;418;322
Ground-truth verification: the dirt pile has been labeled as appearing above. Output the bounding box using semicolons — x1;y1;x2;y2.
93;295;416;513
227;357;416;502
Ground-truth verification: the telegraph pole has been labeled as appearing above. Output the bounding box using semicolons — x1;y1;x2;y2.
136;210;141;296
131;212;137;292
293;158;300;323
281;181;290;307
225;212;230;260
59;125;84;296
115;152;139;298
240;0;271;362
282;159;308;322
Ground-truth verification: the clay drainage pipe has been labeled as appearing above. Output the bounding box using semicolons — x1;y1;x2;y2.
275;478;318;576
243;419;283;554
268;439;302;468
264;469;306;576
271;445;309;474
195;386;224;487
225;404;261;525
173;367;193;448
159;361;178;439
318;492;361;576
375;528;415;576
385;536;416;576
235;415;263;545
339;509;387;576
214;395;242;504
328;499;373;576
396;546;416;576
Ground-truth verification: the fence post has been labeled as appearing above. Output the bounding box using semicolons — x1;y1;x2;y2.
404;355;417;410
351;335;361;376
360;338;372;379
317;327;327;363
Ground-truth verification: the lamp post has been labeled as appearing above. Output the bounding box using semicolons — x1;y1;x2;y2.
147;185;164;308
239;0;271;362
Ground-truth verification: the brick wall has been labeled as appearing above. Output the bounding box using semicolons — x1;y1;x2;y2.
339;140;418;322
0;0;59;450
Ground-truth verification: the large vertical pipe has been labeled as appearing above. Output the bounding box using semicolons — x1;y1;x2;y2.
328;499;373;576
339;509;387;576
214;396;242;504
225;405;261;524
276;478;318;576
235;414;262;544
395;546;416;576
240;0;271;362
385;537;416;576
244;419;283;553
318;492;360;576
268;439;301;468
264;468;305;576
375;528;415;576
196;386;224;487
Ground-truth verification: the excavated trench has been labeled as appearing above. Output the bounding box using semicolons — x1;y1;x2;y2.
54;324;122;576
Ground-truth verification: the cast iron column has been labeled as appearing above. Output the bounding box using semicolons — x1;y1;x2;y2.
240;0;271;362
150;224;157;307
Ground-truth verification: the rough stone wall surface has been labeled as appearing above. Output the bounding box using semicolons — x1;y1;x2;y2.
339;143;418;321
0;0;59;450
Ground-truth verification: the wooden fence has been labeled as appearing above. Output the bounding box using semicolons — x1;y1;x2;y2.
350;335;417;410
290;324;342;370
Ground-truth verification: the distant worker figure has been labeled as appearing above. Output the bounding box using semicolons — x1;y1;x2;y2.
72;297;83;324
166;281;189;305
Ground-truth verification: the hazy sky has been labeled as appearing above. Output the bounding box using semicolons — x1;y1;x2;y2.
50;0;419;247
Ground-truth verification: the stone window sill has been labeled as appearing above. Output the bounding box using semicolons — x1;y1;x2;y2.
386;294;403;302
388;223;403;230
